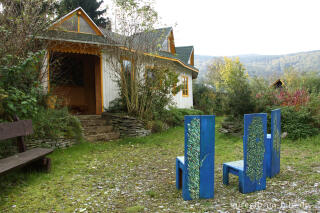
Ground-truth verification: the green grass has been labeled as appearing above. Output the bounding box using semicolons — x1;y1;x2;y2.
0;117;319;212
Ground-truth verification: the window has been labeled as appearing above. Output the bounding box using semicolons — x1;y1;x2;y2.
57;11;97;35
182;76;188;97
121;58;134;80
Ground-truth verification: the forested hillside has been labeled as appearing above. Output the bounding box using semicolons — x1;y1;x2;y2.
195;50;320;80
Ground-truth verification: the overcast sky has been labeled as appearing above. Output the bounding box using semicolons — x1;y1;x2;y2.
105;0;320;56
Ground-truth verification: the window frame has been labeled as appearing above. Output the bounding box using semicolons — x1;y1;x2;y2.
120;56;135;80
182;75;189;97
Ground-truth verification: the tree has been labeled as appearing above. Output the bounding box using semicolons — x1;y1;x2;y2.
104;0;180;120
206;57;254;118
56;0;107;27
0;0;55;67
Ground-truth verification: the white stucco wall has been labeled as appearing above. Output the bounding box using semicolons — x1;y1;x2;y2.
101;55;194;110
172;70;193;109
101;53;120;110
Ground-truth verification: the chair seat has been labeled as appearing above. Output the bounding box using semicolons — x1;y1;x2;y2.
267;134;271;139
176;156;184;164
223;160;244;176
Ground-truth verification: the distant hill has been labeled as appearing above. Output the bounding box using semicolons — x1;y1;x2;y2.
195;50;320;81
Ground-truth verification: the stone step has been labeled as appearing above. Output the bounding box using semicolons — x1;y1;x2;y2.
83;125;114;135
85;132;120;142
77;115;102;120
80;119;108;127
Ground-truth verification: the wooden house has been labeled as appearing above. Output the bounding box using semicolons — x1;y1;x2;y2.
40;7;199;115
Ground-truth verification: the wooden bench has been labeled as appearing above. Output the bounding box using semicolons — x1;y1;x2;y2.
0;117;53;175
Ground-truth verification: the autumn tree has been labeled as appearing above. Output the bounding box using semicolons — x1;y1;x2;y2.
206;57;254;118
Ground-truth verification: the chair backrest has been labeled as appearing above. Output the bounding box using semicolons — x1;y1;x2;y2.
183;115;215;200
271;109;281;175
0;120;33;141
243;113;267;185
0;118;32;153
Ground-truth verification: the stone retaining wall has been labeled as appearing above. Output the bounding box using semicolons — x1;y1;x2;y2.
0;138;77;159
27;138;77;149
102;113;151;138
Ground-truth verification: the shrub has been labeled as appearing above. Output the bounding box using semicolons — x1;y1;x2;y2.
274;89;310;108
159;108;204;127
150;120;168;133
250;77;277;113
306;93;320;128
193;83;225;115
281;106;319;140
106;97;126;113
206;57;254;118
31;107;83;140
0;87;40;121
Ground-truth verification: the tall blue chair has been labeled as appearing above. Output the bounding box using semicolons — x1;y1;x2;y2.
176;115;215;200
223;113;268;194
266;109;281;178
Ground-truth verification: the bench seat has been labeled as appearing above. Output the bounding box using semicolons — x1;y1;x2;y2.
0;148;53;175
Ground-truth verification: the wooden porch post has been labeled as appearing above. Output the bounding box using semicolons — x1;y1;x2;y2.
95;55;103;114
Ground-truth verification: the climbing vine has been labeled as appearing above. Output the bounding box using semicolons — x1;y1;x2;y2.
186;118;200;199
246;117;265;183
273;115;281;155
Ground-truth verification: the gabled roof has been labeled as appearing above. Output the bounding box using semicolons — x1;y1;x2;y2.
132;27;172;49
157;50;199;79
40;30;112;46
175;46;194;64
51;7;104;36
271;79;286;88
45;8;198;77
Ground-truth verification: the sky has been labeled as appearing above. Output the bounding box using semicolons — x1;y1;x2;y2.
104;0;320;56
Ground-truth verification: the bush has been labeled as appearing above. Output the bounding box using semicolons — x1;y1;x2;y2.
0;87;40;121
149;120;168;133
31;107;83;140
281;106;319;140
193;83;225;115
159;108;204;127
250;77;278;113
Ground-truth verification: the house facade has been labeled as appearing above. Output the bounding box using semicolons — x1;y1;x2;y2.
41;7;199;115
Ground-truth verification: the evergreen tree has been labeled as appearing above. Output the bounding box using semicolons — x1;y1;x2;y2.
56;0;107;27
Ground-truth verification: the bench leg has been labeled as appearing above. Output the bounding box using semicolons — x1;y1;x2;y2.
43;157;52;172
223;165;229;185
29;157;52;172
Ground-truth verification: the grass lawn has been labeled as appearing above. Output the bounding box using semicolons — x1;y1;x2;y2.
0;117;319;212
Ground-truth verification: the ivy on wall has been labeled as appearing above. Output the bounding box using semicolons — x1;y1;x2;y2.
186;118;201;199
246;117;265;183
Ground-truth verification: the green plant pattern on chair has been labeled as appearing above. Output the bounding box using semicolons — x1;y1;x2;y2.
246;117;265;183
273;116;281;155
186;118;201;199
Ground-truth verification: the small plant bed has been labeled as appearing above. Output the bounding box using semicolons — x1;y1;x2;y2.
0;117;319;212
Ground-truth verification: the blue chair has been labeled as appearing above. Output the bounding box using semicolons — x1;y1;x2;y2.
223;113;268;194
266;109;281;178
176;115;215;200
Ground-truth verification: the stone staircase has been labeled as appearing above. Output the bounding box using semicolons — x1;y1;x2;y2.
77;115;120;142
